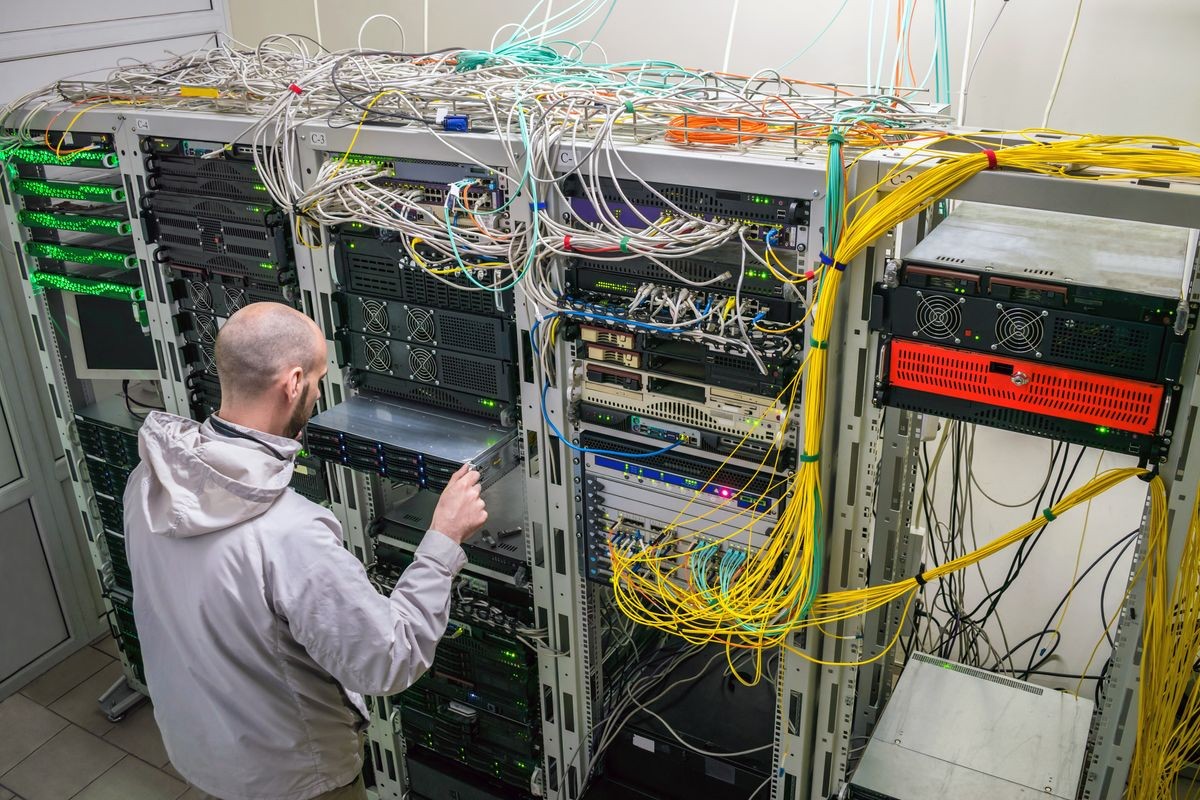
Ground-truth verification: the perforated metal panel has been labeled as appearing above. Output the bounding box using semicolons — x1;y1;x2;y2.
888;339;1164;433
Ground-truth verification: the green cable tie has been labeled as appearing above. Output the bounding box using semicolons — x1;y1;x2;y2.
624;100;635;114
619;236;631;253
809;337;828;350
1042;508;1057;522
799;452;820;463
827;130;846;146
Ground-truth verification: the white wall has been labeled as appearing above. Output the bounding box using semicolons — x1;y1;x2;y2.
225;0;1189;686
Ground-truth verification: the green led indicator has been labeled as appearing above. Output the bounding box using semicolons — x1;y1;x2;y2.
258;262;275;270
478;398;497;408
24;241;137;269
29;271;143;301
253;183;267;191
299;449;310;458
1095;426;1110;435
5;146;117;169
10;178;125;203
18;209;131;236
595;279;633;293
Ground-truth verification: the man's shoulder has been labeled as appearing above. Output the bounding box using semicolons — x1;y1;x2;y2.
260;490;344;545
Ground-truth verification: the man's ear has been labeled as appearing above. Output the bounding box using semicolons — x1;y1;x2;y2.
285;366;305;402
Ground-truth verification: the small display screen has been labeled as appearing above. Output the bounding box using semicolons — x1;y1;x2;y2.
76;295;156;372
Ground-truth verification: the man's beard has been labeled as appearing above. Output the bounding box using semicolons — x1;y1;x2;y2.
284;384;316;440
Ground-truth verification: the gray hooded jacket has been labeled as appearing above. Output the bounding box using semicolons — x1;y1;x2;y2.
123;412;465;800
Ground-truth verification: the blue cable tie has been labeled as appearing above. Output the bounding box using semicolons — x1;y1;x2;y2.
818;251;848;271
530;201;547;211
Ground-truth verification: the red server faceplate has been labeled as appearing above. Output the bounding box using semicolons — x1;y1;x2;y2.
887;339;1165;435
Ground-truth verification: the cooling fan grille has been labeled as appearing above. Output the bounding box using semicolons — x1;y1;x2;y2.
361;298;389;334
195;315;218;345
406;307;436;343
188;281;213;311
996;306;1044;354
364;338;392;372
408;347;438;382
915;294;961;340
223;286;247;313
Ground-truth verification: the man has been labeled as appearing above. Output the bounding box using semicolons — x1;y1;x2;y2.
124;302;487;800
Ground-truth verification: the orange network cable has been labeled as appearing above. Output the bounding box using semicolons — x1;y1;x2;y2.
664;115;770;146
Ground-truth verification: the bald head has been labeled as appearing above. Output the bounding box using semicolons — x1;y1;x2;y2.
216;303;325;401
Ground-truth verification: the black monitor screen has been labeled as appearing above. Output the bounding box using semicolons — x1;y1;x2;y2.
75;295;157;372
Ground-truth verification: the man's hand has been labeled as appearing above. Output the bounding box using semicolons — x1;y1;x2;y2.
430;464;488;545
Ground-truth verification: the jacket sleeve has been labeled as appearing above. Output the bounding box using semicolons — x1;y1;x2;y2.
267;512;466;695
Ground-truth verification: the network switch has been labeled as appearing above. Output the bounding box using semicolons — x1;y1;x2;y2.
562;175;810;227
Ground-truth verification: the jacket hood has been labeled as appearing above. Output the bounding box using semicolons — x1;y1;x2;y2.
134;411;300;538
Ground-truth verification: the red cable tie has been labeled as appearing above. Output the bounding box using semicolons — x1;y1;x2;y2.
563;235;572;250
984;149;997;169
288;83;303;95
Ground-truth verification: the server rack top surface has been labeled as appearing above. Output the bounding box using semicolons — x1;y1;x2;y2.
306;395;516;464
849;653;1093;800
904;201;1191;298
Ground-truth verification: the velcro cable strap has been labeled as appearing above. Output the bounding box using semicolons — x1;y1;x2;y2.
984;149;998;169
819;251;848;271
1042;508;1057;522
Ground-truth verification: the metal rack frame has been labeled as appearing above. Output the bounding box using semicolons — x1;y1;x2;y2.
4;105;1198;800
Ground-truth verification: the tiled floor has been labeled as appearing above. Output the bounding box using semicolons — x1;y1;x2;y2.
0;635;201;800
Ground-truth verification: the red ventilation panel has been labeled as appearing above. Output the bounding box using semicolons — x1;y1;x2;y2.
887;339;1164;435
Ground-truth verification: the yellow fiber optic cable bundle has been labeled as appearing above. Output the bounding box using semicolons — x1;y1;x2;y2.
610;132;1200;685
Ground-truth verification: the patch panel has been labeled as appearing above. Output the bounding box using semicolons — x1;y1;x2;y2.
562;175;810;227
583;478;775;585
568;253;793;298
579;429;781;509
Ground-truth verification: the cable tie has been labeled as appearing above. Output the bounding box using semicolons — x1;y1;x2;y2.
619;236;631;253
624;100;635;114
984;149;997;169
818;251;848;271
288;83;303;95
809;337;828;350
563;235;572;251
826;130;846;146
1042;508;1057;522
530;201;547;211
913;572;928;587
799;452;820;463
